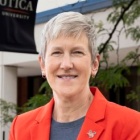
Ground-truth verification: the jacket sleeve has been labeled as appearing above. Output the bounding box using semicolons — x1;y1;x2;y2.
9;116;18;140
120;107;140;140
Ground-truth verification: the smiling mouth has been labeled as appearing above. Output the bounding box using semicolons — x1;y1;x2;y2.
57;75;78;79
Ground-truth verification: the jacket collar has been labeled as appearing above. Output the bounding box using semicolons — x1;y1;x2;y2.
77;87;107;140
30;87;107;140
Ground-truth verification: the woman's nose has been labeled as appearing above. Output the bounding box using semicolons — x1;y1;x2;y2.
60;54;73;70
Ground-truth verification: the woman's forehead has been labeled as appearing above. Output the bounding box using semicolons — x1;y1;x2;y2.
48;32;88;44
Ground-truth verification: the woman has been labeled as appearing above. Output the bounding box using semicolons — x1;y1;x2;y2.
9;12;140;140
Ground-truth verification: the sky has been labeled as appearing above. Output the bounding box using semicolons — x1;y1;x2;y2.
36;0;85;13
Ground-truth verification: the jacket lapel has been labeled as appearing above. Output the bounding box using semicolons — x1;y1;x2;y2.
30;99;54;140
77;87;107;140
77;120;104;140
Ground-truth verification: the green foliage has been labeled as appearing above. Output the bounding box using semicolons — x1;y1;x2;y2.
122;47;140;66
107;10;121;23
126;26;140;42
122;1;140;26
126;86;140;102
0;99;17;125
94;0;140;103
98;41;115;66
22;94;49;112
90;65;130;91
39;80;52;94
22;81;52;112
108;0;140;26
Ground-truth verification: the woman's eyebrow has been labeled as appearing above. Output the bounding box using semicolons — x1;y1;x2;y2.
51;46;62;50
72;46;85;50
50;46;86;51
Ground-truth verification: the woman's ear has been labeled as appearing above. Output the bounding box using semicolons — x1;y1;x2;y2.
38;55;45;73
91;55;100;77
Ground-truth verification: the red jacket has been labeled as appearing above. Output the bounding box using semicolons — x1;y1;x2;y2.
9;87;140;140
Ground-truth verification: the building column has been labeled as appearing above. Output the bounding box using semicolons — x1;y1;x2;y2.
0;65;17;140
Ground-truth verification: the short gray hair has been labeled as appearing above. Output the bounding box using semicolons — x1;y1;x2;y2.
40;11;98;62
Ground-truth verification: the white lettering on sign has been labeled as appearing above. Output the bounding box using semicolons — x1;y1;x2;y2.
0;0;33;11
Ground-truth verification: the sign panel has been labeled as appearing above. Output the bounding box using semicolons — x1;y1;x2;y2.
0;0;38;54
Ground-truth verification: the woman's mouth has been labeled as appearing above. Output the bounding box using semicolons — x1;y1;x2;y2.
57;75;78;80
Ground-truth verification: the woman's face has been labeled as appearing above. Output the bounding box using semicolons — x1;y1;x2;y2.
39;34;99;98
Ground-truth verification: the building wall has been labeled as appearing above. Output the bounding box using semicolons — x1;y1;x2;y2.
0;59;17;140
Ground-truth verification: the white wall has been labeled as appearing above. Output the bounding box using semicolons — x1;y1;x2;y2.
36;0;83;12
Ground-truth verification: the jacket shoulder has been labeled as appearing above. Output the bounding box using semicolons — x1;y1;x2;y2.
12;105;45;130
106;101;140;138
106;101;140;117
12;100;52;129
9;100;53;140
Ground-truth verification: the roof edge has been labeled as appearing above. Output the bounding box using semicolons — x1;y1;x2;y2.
35;0;112;24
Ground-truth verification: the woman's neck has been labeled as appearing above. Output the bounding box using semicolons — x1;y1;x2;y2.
52;91;93;122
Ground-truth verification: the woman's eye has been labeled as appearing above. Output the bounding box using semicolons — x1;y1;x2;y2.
51;51;62;56
73;51;84;55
